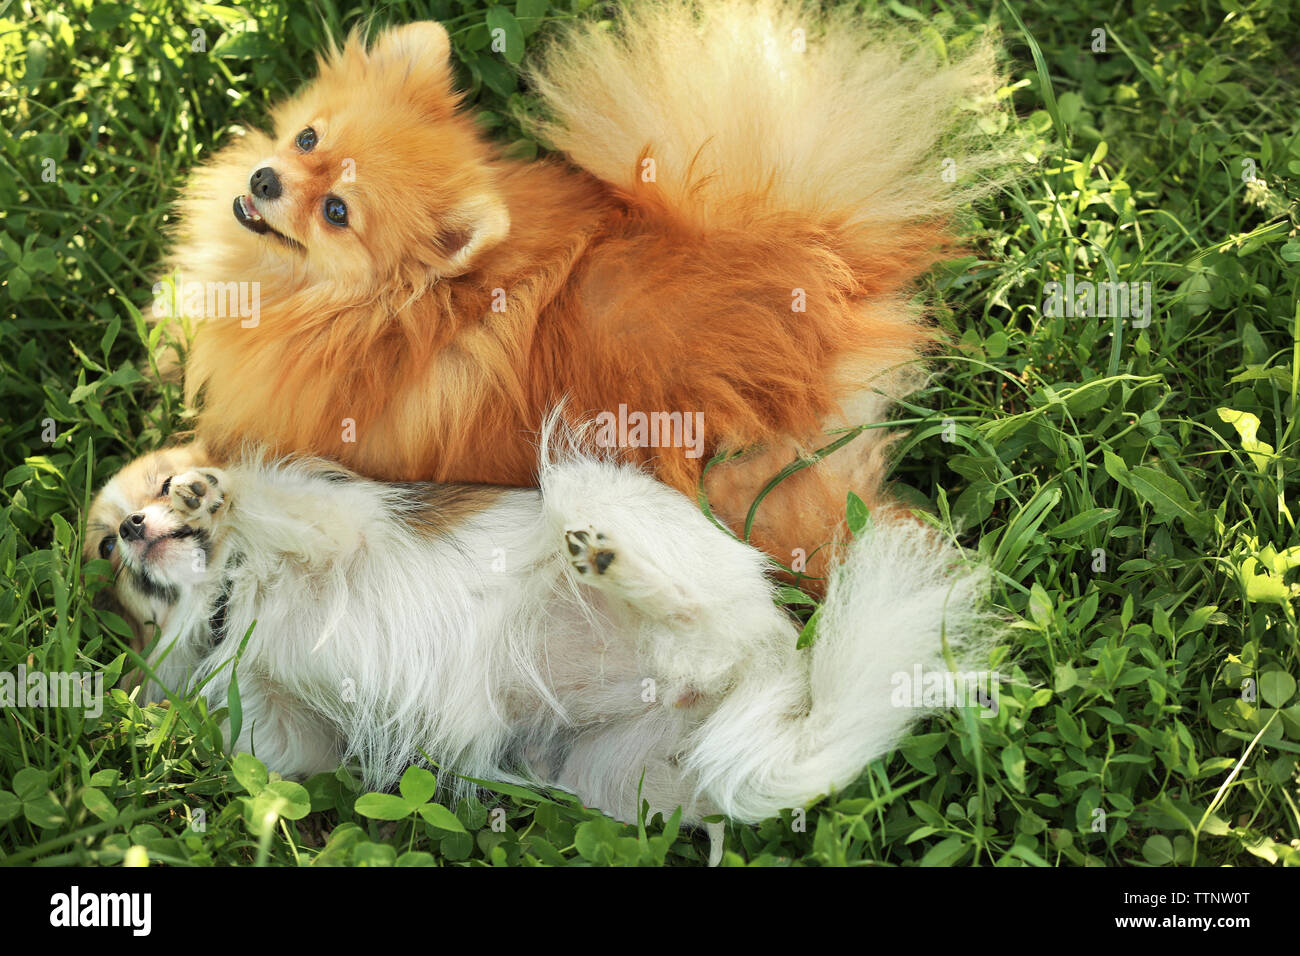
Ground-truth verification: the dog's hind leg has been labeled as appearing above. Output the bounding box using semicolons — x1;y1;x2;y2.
542;453;796;701
551;710;725;865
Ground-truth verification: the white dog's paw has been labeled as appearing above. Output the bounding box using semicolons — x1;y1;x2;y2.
565;526;616;579
168;468;226;529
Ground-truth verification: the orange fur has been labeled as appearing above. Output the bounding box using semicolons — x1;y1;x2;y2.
165;16;1001;578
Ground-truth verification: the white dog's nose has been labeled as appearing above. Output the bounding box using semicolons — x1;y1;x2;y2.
119;512;147;541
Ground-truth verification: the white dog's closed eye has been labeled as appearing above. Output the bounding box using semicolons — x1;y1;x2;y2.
85;430;994;864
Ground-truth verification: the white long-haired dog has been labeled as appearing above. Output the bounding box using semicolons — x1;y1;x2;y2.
84;424;994;862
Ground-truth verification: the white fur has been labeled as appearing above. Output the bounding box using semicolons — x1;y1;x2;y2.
121;435;993;860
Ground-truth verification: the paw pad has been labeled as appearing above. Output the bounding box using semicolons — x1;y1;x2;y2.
566;528;615;575
169;469;225;523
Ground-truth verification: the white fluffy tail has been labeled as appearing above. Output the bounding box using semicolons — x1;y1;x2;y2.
687;518;997;822
525;0;1013;232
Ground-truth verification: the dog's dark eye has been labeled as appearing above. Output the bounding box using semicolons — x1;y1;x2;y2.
98;536;116;559
296;127;317;152
160;476;172;496
323;196;348;227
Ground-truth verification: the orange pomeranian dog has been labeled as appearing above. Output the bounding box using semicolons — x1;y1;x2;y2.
159;0;1012;579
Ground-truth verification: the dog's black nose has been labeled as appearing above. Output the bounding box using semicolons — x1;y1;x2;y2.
249;166;282;200
119;513;146;541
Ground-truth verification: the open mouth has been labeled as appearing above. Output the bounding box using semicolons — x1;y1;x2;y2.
232;195;303;251
140;524;204;559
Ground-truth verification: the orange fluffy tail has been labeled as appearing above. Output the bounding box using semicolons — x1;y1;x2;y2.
525;0;1014;244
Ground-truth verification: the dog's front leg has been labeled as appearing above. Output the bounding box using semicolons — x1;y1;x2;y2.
217;672;342;781
167;466;232;533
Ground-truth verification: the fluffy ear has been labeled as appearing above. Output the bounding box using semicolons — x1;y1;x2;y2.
437;192;511;276
369;21;451;66
366;22;455;109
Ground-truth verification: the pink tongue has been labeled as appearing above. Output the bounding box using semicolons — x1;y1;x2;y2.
242;196;262;220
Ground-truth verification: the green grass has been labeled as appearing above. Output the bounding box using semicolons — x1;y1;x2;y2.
2;0;1299;866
